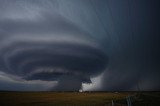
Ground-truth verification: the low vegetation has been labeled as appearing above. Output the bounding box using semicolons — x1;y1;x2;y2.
0;91;159;106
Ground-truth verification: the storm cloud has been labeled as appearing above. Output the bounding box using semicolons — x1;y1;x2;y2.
0;0;108;91
0;0;160;91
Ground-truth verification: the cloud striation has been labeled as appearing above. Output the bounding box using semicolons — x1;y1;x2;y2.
0;0;160;91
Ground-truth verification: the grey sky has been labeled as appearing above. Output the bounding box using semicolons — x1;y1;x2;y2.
0;0;160;91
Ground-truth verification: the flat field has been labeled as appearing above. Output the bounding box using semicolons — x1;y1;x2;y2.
0;91;159;106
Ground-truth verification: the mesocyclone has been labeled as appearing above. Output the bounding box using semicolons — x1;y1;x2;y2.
0;11;108;90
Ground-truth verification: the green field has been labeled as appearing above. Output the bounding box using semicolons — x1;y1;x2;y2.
0;92;159;106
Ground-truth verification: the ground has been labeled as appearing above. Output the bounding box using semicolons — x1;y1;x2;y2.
0;91;159;106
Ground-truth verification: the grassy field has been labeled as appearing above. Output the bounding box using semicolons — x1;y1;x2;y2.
0;91;159;106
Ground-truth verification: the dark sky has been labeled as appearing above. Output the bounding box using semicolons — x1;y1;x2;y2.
0;0;160;91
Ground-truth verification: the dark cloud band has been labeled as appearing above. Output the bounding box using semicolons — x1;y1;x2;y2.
1;41;108;82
